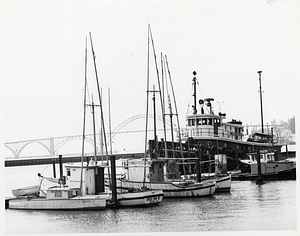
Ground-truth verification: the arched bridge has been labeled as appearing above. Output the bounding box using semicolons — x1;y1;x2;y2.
4;114;180;160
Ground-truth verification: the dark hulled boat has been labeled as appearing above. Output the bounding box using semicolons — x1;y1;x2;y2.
150;71;284;175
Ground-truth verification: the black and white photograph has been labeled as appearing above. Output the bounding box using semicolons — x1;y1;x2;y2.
1;0;299;235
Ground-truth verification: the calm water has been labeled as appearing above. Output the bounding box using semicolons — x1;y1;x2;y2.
4;164;298;234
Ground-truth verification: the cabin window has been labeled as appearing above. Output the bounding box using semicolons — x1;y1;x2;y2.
188;119;195;126
197;119;202;125
67;170;71;176
202;119;207;125
55;191;62;197
208;118;212;125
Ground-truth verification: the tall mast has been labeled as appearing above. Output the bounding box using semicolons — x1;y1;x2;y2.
108;87;113;156
80;37;88;190
89;32;109;162
165;55;184;159
192;71;197;114
89;32;111;187
161;53;168;160
257;71;264;133
152;84;158;158
143;26;151;186
163;63;175;158
148;25;167;150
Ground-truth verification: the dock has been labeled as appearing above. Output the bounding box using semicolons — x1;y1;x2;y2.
5;153;144;167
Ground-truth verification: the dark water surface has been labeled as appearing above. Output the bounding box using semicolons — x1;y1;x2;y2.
4;164;298;234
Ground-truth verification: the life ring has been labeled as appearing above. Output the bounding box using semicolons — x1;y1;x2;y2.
200;145;207;153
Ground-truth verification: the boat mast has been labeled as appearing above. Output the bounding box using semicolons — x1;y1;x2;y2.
89;32;111;187
153;84;158;158
163;62;175;158
161;53;168;161
108;87;113;156
143;26;151;186
192;71;197;115
148;25;167;154
89;32;110;164
165;55;184;159
257;71;264;133
80;37;88;191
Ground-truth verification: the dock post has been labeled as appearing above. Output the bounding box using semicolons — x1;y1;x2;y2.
108;155;119;208
256;149;264;184
52;158;56;178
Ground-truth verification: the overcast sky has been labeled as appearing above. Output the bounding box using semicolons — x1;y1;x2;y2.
1;0;299;156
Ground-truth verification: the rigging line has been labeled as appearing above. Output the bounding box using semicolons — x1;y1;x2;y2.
143;24;151;186
161;53;168;159
41;164;50;174
162;56;175;158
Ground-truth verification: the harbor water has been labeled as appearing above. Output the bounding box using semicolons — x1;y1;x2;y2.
4;163;298;234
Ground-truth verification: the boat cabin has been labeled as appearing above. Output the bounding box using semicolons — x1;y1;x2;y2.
46;186;82;200
244;152;276;163
120;159;152;182
183;98;244;141
65;162;106;195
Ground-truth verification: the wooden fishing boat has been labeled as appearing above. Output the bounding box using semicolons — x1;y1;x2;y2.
9;186;107;210
106;159;216;198
231;151;296;180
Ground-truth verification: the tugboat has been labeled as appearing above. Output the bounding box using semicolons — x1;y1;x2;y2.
153;71;283;174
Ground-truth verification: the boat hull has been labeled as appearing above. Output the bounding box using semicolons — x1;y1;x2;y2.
113;180;216;198
118;190;164;207
213;174;231;192
8;195;107;210
231;167;296;181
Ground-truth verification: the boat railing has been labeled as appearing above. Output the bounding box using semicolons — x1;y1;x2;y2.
182;127;243;141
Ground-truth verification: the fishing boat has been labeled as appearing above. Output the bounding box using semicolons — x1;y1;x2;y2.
8;155;108;210
9;34;112;210
65;157;163;207
9;186;107;210
231;150;296;180
109;158;216;197
229;71;296;181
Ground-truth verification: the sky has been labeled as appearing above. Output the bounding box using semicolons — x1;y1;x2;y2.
1;0;300;156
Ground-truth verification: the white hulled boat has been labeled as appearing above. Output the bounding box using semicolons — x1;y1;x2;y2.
107;158;216;198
